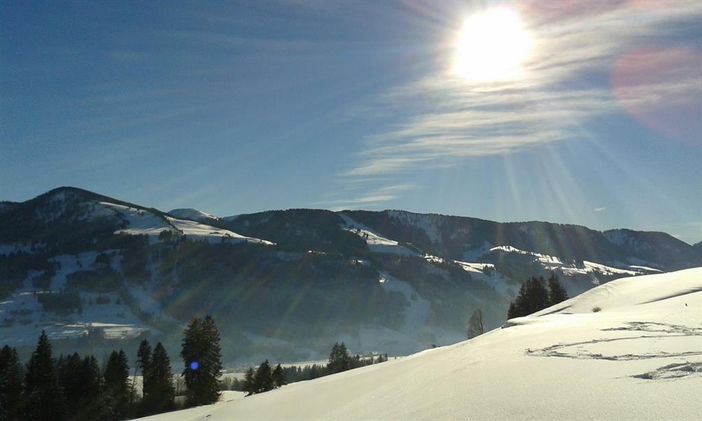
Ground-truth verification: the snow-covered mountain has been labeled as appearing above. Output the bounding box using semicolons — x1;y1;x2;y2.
1;187;701;363
0;187;273;355
0;187;270;250
143;268;702;421
339;210;700;271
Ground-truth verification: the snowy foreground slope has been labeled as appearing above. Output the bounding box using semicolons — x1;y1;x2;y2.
143;268;702;421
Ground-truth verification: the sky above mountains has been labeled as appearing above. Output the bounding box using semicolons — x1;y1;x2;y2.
2;1;701;243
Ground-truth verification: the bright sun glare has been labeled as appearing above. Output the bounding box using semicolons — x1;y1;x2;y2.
453;7;534;82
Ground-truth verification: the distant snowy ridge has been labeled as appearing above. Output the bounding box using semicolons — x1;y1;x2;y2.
166;216;274;245
338;212;416;255
168;208;220;222
488;244;644;277
101;202;273;245
3;186;702;363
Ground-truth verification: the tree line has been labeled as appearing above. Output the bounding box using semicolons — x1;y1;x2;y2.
224;342;388;395
1;318;389;420
464;274;569;341
0;315;222;420
507;273;568;319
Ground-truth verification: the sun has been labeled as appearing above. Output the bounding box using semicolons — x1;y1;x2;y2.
452;7;534;82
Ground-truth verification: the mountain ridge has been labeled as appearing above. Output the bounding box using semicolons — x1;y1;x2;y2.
2;186;701;363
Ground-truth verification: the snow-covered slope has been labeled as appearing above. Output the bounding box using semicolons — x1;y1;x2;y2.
166;216;274;245
103;202;273;245
145;268;702;421
168;208;220;223
488;244;645;277
338;212;416;255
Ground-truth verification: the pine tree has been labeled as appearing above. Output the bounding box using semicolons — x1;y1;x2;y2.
0;345;24;420
104;349;130;419
253;360;273;393
507;276;550;318
467;308;485;339
547;273;568;306
136;339;153;413
200;315;223;397
58;353;105;421
272;364;286;388
147;343;175;414
327;342;351;374
24;331;66;421
243;367;255;396
181;315;223;406
57;352;82;416
78;355;106;420
507;302;518;319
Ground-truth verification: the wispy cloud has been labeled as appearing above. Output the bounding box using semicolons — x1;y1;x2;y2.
312;184;415;210
343;1;702;181
594;207;607;212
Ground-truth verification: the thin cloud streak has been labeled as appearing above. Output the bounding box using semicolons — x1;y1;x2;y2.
313;184;415;210
343;1;702;180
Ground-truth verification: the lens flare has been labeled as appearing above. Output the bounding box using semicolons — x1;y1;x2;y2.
612;47;702;145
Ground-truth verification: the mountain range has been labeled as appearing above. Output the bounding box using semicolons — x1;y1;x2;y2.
1;186;701;364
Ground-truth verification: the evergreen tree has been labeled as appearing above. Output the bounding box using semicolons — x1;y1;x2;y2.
507;302;518;319
350;354;361;369
24;330;66;421
547;273;569;306
137;340;152;391
507;276;550;318
327;342;351;374
136;339;153;412
146;343;175;414
181;315;223;406
58;353;105;421
253;360;273;393
57;352;82;416
467;308;485;339
243;367;255;396
78;355;106;420
104;349;130;420
314;363;327;378
0;345;24;420
272;364;286;388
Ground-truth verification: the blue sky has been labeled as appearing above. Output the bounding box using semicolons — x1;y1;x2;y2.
2;1;701;243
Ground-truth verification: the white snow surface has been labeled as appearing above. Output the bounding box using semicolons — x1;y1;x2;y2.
338;213;416;255
168;208;220;222
146;268;702;421
454;260;495;274
0;258;152;344
166;217;273;245
490;245;644;277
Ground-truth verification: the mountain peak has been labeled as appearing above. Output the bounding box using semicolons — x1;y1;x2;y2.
39;186;95;200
